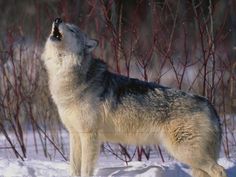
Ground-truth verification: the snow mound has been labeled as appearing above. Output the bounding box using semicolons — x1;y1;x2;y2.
96;161;190;177
0;159;68;177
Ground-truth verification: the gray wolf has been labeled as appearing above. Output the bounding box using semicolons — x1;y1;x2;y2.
42;18;227;177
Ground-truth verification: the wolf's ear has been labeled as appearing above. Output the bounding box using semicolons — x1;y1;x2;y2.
85;39;98;53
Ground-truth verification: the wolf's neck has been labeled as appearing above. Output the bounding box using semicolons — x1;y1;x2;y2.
48;56;108;106
48;54;107;85
83;58;108;83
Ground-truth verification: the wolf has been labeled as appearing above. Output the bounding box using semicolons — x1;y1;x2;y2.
42;18;227;177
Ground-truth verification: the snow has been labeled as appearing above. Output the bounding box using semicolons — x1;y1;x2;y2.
0;130;235;177
0;157;235;177
0;159;68;177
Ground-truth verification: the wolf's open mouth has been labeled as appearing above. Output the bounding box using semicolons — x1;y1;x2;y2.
51;25;62;41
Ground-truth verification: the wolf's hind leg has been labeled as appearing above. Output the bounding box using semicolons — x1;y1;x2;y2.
170;143;227;177
69;131;82;176
166;141;227;177
161;119;227;177
198;162;227;177
80;132;100;177
172;147;227;177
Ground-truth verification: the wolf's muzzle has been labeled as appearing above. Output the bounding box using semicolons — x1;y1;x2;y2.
51;18;63;41
54;18;62;26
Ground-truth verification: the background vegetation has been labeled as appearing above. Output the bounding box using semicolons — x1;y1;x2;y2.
0;0;235;162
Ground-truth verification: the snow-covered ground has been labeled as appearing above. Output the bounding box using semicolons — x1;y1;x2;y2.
0;157;235;177
0;131;235;177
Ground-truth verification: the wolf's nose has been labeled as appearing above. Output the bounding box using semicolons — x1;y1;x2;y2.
54;18;62;25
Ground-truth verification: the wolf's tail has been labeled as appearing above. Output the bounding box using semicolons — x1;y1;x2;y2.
195;95;222;144
209;104;222;143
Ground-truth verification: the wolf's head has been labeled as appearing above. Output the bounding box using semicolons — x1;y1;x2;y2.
43;18;98;69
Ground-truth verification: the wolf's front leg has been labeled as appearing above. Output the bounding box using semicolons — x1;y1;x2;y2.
80;132;100;177
69;131;81;176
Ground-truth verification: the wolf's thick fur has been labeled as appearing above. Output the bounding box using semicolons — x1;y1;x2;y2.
43;19;227;177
